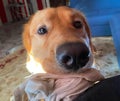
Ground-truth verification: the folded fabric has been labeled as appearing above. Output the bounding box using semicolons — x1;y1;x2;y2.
13;68;104;101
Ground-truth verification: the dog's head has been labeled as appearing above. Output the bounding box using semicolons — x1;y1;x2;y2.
23;6;95;74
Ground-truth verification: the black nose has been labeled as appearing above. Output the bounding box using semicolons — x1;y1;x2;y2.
56;42;90;70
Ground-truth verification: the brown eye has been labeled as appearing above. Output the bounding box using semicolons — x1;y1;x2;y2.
73;21;83;29
37;26;47;35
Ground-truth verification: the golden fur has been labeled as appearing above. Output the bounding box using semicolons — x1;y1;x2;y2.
23;6;94;74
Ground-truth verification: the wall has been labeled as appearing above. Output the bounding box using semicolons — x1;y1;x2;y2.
0;0;8;24
0;0;29;23
70;0;120;37
0;0;46;23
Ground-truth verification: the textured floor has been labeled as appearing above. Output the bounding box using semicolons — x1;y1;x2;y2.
0;20;26;58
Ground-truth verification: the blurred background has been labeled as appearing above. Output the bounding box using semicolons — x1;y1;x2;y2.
0;0;120;101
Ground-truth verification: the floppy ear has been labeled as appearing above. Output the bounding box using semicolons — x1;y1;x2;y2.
22;16;33;53
22;23;31;52
81;14;96;52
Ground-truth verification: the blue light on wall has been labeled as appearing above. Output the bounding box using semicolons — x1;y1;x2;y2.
70;0;120;37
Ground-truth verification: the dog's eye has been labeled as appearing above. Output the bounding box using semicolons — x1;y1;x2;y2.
73;21;83;29
37;26;47;35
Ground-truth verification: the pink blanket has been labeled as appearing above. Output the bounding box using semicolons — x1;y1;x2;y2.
13;68;104;101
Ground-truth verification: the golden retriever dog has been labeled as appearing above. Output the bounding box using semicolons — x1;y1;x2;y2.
23;6;95;74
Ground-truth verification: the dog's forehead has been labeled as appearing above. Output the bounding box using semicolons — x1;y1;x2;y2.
31;7;83;23
29;7;86;35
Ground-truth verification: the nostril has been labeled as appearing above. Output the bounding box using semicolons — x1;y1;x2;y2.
78;52;90;67
80;49;90;58
61;55;73;66
81;53;89;60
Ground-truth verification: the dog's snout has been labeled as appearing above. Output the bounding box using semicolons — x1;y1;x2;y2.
56;42;90;70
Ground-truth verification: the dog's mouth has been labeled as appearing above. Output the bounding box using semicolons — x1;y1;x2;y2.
56;42;93;71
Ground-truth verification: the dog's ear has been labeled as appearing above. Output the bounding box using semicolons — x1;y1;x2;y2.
22;16;33;53
81;14;96;52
